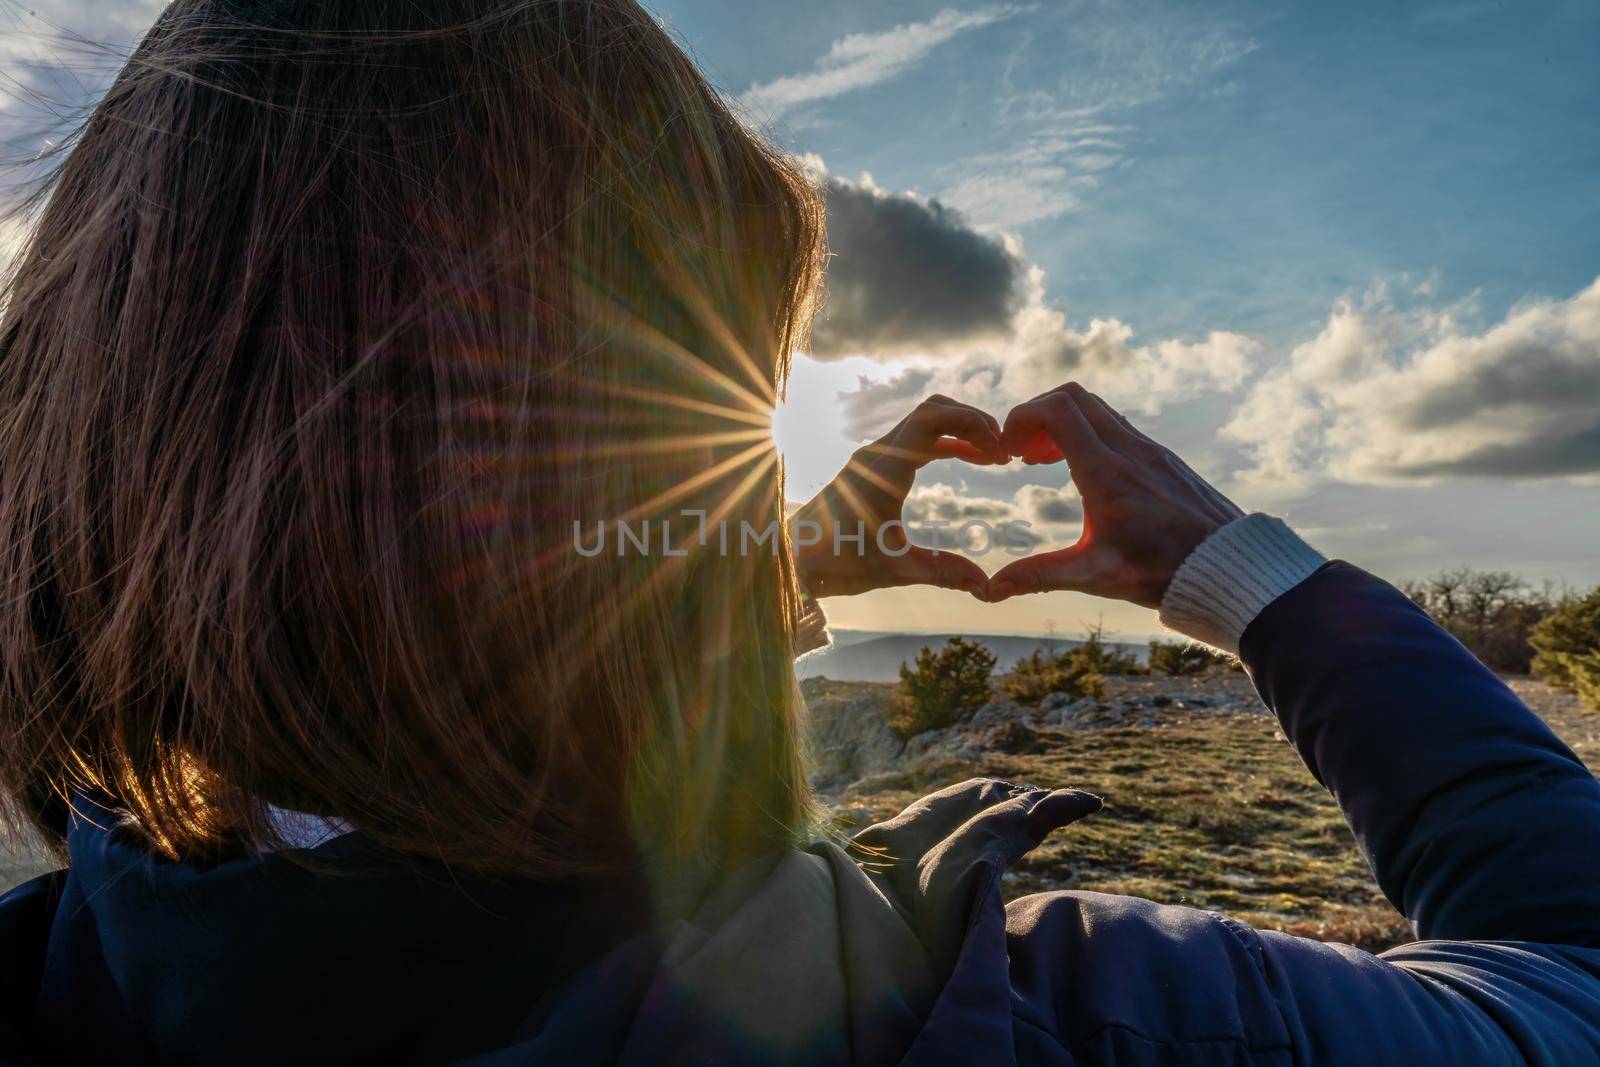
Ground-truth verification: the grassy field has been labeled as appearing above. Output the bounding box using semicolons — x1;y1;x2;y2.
816;674;1599;954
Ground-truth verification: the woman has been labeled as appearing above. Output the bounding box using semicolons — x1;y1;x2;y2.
0;2;1596;1063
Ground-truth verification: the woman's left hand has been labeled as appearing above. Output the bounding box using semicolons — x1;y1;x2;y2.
987;383;1244;607
791;395;1007;599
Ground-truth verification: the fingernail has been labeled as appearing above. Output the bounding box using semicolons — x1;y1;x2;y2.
989;580;1014;600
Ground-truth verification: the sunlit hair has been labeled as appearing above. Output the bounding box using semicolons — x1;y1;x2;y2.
0;0;826;893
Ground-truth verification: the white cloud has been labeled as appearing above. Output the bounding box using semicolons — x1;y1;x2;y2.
1004;266;1260;413
940;8;1257;229
0;1;162;177
903;482;1019;523
831;297;1260;439
0;215;27;277
738;5;1032;118
939;128;1126;229
997;8;1258;121
1225;279;1600;486
3;0;160;36
900;481;1078;552
0;2;162;106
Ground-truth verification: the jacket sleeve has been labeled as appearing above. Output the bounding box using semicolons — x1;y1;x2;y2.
1232;561;1600;1062
1245;562;1600;947
1005;562;1600;1065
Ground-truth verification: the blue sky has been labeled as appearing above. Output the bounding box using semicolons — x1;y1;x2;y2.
657;0;1600;636
2;0;1596;638
666;1;1599;341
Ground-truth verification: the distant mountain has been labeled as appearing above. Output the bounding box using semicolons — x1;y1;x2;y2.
796;630;1148;683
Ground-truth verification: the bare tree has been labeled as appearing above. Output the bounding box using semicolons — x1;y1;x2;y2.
1400;568;1559;674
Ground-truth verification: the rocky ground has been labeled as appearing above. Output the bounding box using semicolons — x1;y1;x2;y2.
806;671;1599;953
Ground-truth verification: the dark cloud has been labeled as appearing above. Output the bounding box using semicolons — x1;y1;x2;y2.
1015;483;1082;525
837;368;935;440
811;176;1024;359
1398;349;1600;432
1395;421;1600;479
1227;279;1600;484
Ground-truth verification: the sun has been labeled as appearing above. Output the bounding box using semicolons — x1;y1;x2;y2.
771;354;860;501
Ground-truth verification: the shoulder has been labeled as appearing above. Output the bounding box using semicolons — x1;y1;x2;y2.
0;869;66;957
1;870;68;1051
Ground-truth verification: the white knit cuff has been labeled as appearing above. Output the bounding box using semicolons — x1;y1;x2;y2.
1157;513;1327;654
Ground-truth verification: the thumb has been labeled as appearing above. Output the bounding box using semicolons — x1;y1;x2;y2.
886;545;989;599
986;543;1097;602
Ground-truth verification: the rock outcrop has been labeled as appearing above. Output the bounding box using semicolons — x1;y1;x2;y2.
802;672;1272;795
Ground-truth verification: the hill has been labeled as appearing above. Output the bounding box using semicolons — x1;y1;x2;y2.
797;629;1147;683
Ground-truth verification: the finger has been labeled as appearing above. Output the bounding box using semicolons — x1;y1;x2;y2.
1073;387;1153;455
926;393;1003;441
1088;391;1161;450
899;397;1007;463
986;544;1095;602
885;544;989;598
930;437;998;464
1083;391;1243;517
1018;430;1063;465
1002;388;1115;475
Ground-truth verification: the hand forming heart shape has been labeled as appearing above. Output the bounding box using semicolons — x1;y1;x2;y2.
792;383;1244;610
790;394;1007;600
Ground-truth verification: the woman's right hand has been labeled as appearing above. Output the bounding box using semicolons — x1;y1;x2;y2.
987;383;1244;608
791;395;1008;600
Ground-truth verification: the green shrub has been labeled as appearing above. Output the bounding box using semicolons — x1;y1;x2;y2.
1532;588;1600;708
1563;653;1600;709
999;622;1145;708
1003;647;1104;706
889;636;997;738
1147;639;1234;676
1070;622;1145;676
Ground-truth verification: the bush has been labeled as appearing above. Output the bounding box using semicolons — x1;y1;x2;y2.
1003;646;1104;706
1563;654;1600;709
1070;622;1145;676
1147;639;1234;676
1532;588;1600;709
889;636;997;738
1399;568;1558;674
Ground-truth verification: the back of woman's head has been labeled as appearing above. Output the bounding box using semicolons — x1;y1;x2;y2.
0;0;825;887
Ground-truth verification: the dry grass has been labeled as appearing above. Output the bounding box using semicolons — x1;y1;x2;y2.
825;676;1598;955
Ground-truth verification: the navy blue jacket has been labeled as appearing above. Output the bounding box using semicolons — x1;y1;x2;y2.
3;562;1600;1064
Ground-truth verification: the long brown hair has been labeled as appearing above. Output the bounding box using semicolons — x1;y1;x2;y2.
0;0;825;890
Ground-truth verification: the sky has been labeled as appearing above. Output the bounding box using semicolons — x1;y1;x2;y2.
2;0;1597;640
668;0;1600;638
